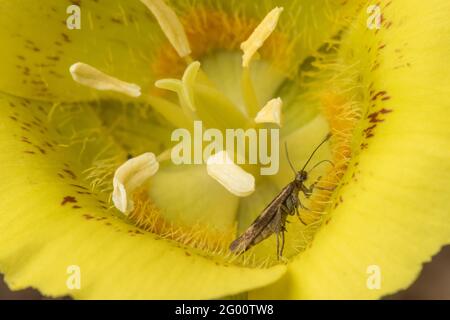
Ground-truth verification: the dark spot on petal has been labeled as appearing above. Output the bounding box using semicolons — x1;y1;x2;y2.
371;91;387;101
70;184;89;191
61;33;71;43
46;56;60;61
63;169;77;180
61;196;77;206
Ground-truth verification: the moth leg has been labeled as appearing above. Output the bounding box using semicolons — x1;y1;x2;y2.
290;193;308;225
275;227;286;260
280;229;285;258
298;197;309;210
280;204;291;214
291;192;299;213
296;207;308;225
275;207;282;260
274;206;290;260
276;230;281;260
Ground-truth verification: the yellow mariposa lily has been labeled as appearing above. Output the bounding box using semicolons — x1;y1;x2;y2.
0;0;449;299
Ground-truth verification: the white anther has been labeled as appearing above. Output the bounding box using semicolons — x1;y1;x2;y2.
254;97;283;126
241;7;283;67
70;62;141;97
112;153;159;214
140;0;192;58
207;151;255;197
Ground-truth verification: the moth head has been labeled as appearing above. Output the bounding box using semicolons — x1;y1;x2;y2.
295;170;308;183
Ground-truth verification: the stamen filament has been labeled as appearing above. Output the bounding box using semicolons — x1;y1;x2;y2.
155;78;197;121
241;67;260;118
145;95;191;128
156;61;248;129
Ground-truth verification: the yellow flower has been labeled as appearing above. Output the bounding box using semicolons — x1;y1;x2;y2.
0;0;449;299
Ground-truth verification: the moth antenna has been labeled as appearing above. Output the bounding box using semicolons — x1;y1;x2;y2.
301;133;332;172
308;159;335;173
285;142;297;175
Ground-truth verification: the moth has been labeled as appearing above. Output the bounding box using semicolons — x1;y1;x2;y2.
229;133;333;260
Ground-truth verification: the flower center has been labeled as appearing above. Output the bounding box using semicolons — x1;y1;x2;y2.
69;3;360;267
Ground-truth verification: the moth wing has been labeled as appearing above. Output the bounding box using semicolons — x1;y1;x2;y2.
229;183;295;253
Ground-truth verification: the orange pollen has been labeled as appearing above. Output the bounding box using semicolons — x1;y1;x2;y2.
151;7;293;82
301;92;360;223
128;189;236;256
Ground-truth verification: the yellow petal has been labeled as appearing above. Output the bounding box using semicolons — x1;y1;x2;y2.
0;93;286;299
0;0;364;102
0;0;166;101
252;0;450;299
